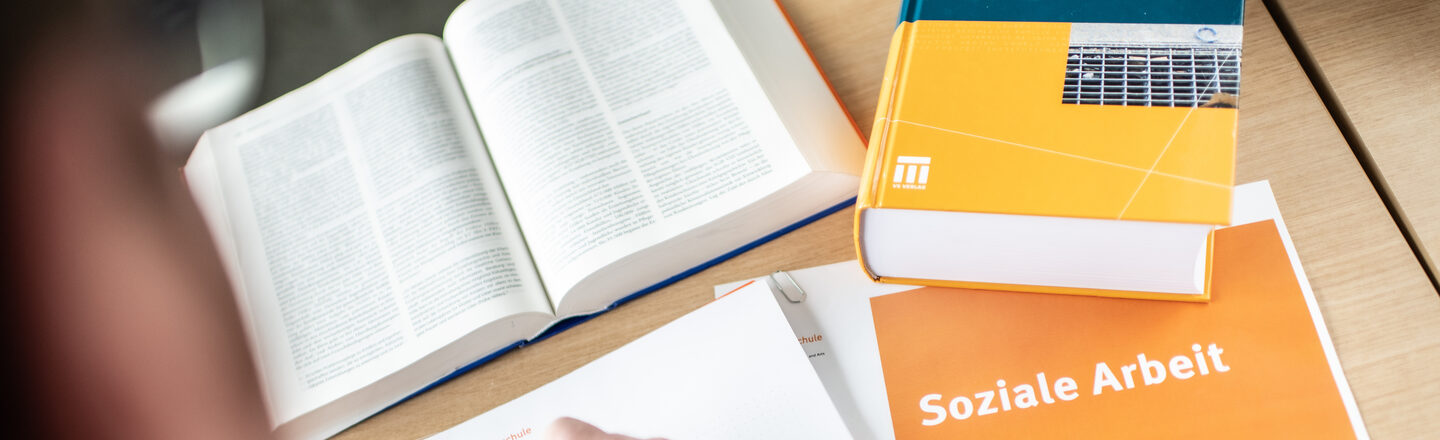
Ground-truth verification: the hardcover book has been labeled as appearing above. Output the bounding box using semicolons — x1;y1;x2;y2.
855;0;1244;301
183;0;863;438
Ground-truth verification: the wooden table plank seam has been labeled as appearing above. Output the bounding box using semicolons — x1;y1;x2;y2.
1261;0;1440;295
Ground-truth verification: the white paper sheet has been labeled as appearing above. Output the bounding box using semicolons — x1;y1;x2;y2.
433;280;852;439
716;264;911;440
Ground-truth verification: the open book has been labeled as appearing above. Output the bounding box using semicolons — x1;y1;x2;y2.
182;0;864;438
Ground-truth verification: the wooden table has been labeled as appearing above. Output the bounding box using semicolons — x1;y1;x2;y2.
1269;0;1440;285
325;0;1440;437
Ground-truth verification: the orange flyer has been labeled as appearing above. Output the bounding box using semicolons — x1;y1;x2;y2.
872;219;1365;438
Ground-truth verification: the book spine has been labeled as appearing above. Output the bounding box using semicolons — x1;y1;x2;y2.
854;21;915;279
895;0;923;26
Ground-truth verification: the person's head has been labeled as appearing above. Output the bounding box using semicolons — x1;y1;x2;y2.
1;1;269;438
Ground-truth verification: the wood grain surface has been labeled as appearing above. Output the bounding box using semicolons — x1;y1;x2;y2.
1234;1;1440;437
333;0;1440;438
1270;0;1440;280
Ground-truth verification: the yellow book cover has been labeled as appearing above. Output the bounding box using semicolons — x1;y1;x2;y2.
856;0;1242;301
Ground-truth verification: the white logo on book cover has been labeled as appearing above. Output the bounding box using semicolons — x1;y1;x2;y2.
893;156;930;189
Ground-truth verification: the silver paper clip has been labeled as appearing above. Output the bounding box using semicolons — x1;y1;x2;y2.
769;270;806;303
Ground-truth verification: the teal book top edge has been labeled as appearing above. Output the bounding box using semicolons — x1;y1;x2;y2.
897;0;1244;26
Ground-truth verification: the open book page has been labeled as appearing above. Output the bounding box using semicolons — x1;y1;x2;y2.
431;281;853;439
441;0;813;308
193;34;553;426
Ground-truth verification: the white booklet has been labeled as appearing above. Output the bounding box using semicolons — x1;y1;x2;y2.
432;280;852;439
717;181;1366;439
